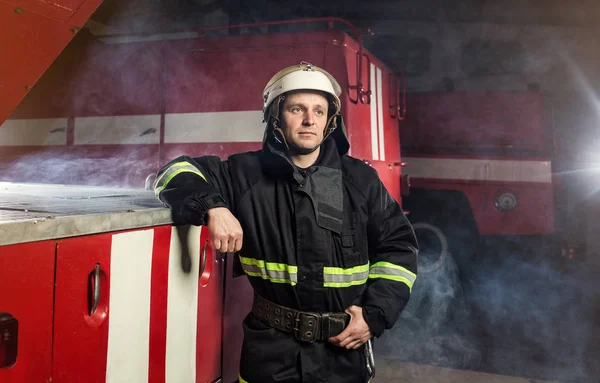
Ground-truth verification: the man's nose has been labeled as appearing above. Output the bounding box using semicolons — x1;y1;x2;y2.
303;113;315;126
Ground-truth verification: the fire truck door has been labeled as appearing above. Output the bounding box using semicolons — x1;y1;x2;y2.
52;225;224;383
52;231;115;383
0;241;56;382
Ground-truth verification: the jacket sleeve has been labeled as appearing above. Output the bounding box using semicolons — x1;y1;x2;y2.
153;155;233;226
361;177;419;337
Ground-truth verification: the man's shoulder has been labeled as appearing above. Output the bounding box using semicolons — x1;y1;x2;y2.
228;150;262;162
341;155;380;198
341;155;379;180
225;150;264;167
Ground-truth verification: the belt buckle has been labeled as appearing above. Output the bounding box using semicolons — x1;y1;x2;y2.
294;312;319;343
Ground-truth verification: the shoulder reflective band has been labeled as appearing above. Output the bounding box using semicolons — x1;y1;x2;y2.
153;161;207;197
239;375;249;383
323;264;370;287
368;262;416;292
239;256;298;285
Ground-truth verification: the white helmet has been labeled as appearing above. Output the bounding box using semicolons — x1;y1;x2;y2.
262;62;342;122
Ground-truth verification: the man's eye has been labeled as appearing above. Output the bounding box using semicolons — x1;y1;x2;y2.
291;107;302;113
315;110;325;116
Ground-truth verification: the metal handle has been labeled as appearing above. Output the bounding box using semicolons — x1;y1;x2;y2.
387;68;407;120
365;339;376;380
90;263;101;316
396;67;407;121
200;241;208;276
140;127;157;137
360;53;372;105
389;73;398;118
348;51;361;104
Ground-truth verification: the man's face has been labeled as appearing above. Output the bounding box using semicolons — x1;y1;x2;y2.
280;90;329;153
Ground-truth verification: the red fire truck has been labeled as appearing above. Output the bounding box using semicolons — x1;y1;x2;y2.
0;4;406;382
400;91;559;274
0;0;565;380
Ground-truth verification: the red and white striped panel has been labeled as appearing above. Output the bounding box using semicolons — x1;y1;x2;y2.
369;63;386;162
55;225;223;383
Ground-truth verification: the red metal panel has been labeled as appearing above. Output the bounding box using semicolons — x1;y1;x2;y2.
3;0;100;22
52;233;112;383
148;226;171;383
372;161;402;204
401;92;548;154
0;0;104;125
70;42;163;117
0;240;55;382
410;178;555;235
380;69;401;163
195;227;223;383
165;42;327;114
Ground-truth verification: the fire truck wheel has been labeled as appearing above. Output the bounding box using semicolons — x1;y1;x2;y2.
412;222;448;273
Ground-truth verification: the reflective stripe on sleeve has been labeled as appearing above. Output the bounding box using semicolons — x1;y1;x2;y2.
239;375;249;383
368;261;416;291
239;256;298;285
153;161;207;197
323;263;370;287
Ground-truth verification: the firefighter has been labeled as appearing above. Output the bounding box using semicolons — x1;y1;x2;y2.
154;62;418;383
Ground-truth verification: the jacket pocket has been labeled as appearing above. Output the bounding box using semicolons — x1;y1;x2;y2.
336;212;367;268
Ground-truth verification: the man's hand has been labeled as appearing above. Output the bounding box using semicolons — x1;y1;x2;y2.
328;305;372;349
207;207;243;253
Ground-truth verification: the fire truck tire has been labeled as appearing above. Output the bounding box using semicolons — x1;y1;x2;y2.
404;190;480;281
411;222;448;273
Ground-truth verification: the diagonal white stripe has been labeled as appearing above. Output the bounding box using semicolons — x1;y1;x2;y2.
106;229;154;383
165;225;201;383
370;63;379;161
376;68;385;161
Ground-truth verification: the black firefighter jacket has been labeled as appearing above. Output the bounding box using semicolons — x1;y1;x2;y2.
154;123;419;383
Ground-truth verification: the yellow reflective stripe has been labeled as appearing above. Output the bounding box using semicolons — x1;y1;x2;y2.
154;161;207;196
239;375;249;383
369;261;416;292
368;274;414;291
239;256;298;273
370;261;416;279
324;263;370;275
239;256;298;285
324;279;368;288
323;263;369;287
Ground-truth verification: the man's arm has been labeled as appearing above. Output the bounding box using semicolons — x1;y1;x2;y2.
361;178;419;338
329;175;418;349
154;155;243;252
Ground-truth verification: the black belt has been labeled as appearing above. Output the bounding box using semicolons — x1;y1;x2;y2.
252;293;349;343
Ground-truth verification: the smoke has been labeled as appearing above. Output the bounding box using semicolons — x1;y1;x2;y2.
376;237;598;383
468;239;595;383
376;247;481;371
0;147;157;189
